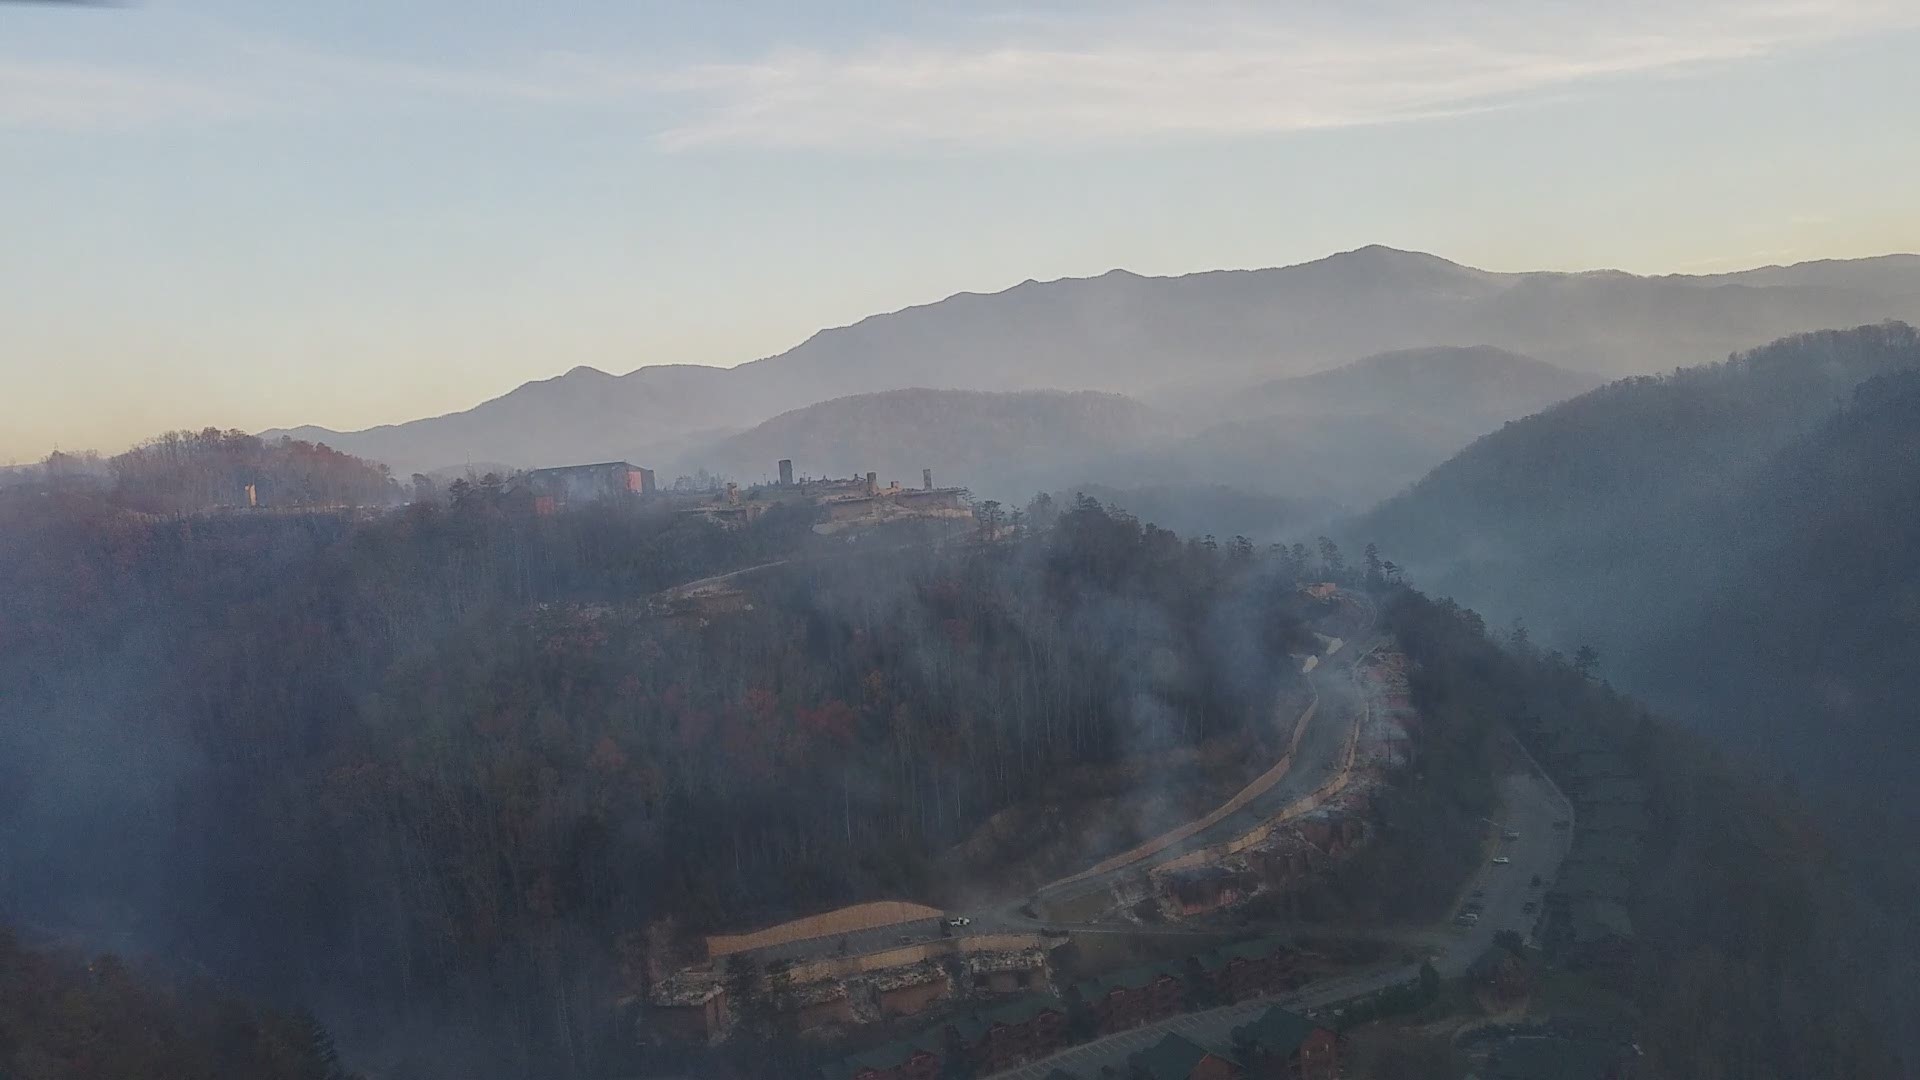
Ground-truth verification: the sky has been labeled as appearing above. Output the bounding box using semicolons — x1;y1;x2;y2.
3;0;1920;462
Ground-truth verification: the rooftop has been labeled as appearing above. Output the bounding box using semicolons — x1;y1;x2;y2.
1231;1005;1326;1057
1130;1033;1242;1080
527;461;641;474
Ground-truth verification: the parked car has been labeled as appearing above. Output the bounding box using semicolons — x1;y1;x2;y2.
1470;888;1485;899
946;916;972;928
1502;830;1520;840
1523;901;1539;914
1552;820;1571;829
1492;856;1512;865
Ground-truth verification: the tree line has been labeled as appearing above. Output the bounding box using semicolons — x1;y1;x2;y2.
0;485;1321;1078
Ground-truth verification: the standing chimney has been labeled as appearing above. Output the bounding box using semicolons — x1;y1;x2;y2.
922;468;933;491
778;459;793;486
866;471;877;495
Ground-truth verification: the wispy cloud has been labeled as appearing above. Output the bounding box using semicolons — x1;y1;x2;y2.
3;1;1915;144
651;0;1920;150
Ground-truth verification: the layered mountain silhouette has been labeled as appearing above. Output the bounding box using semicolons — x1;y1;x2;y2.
1125;346;1601;506
684;388;1170;497
268;246;1920;482
672;346;1595;508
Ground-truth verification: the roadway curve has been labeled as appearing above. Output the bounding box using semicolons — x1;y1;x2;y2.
981;589;1379;928
991;760;1576;1079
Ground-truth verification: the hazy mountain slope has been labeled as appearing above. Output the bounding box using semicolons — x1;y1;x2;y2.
1125;411;1463;509
690;347;1588;509
1353;322;1920;791
684;387;1170;497
1642;367;1920;797
268;247;1920;476
1216;345;1598;425
1131;346;1599;507
269;363;748;477
1691;251;1920;291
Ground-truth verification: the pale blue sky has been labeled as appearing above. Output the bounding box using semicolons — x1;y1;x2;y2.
4;0;1919;460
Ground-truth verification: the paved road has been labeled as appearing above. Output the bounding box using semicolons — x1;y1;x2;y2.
1432;765;1573;974
991;963;1409;1080
718;592;1400;977
990;760;1575;1079
996;592;1380;922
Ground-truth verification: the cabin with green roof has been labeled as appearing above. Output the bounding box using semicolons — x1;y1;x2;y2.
1230;1005;1339;1079
1127;1032;1245;1080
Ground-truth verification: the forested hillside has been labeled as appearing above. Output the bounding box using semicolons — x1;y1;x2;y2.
1200;345;1596;426
0;930;351;1080
1352;324;1920;1072
0;484;1313;1078
1384;592;1907;1079
1;456;1906;1076
1356;322;1920;802
107;428;401;512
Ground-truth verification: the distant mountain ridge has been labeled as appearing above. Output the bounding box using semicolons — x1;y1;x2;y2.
265;246;1920;477
679;347;1592;510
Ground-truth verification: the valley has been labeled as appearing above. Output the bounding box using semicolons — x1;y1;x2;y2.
260;250;1920;518
10;5;1920;1076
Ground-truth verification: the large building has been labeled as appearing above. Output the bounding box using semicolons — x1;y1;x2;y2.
525;461;655;513
676;461;972;533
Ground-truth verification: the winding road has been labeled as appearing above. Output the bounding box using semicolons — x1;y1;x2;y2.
991;762;1575;1079
988;589;1380;927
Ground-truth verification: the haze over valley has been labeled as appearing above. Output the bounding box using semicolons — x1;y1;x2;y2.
7;3;1920;1079
260;247;1920;518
